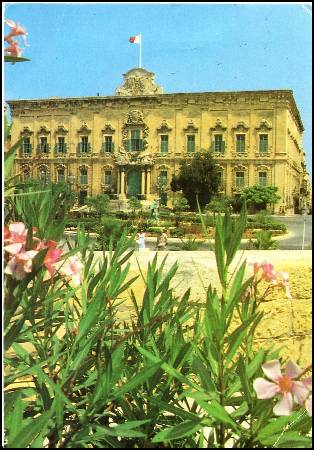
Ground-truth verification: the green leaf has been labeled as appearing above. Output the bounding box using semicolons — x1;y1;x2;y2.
214;215;226;287
7;411;51;448
226;203;247;266
152;419;203;443
4;55;31;62
112;362;162;400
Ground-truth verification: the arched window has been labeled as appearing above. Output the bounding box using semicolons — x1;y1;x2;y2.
57;167;65;183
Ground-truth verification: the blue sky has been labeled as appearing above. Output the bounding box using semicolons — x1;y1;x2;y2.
4;2;312;177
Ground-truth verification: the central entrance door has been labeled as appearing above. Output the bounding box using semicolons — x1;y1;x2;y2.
127;169;141;198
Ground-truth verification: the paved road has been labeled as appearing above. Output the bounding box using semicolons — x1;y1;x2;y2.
271;215;312;250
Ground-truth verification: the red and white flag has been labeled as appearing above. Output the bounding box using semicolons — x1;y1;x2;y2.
129;34;141;44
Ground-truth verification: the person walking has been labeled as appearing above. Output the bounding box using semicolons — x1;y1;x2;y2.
136;230;146;250
155;229;168;251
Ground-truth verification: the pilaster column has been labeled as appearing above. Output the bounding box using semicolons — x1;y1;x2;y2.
117;168;120;194
120;168;126;197
146;169;151;195
141;169;146;195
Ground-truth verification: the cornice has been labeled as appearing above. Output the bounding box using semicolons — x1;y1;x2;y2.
7;90;304;132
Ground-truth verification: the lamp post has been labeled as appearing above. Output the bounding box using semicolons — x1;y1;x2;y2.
301;208;308;251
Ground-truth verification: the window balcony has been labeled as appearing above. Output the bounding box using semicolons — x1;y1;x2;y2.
101;142;115;153
54;143;68;154
37;143;50;155
125;139;144;152
21;144;32;156
77;142;92;155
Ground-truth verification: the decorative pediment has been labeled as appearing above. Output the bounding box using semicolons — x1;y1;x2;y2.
103;164;114;170
38;164;50;171
56;124;68;135
255;119;272;131
157;120;172;133
210;118;227;132
115;68;163;96
37;125;50;135
232;164;247;172
232;121;249;132
184;121;198;133
77;122;91;134
78;164;89;170
101;123;115;134
56;163;66;170
125;110;144;126
20;126;33;136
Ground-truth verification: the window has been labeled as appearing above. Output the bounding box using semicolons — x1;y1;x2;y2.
258;172;267;186
39;136;49;153
214;134;223;153
130;129;142;151
217;172;222;189
57;168;65;183
23;170;30;181
81;136;89;153
80;168;88;184
236;134;245;153
57;136;66;153
235;171;245;187
104;136;113;153
39;168;49;182
259;134;268;153
159;170;168;185
187;135;195;152
104;170;112;185
160;135;169;153
22;137;32;154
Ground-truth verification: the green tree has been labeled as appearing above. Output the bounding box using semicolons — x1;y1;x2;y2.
128;196;142;215
170;151;220;210
205;196;231;217
241;185;281;213
173;196;190;212
85;193;110;218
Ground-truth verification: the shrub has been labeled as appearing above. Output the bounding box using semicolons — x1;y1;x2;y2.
247;230;279;249
95;216;129;250
180;235;204;250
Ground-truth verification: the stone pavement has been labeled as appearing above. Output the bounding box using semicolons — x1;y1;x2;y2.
94;249;312;367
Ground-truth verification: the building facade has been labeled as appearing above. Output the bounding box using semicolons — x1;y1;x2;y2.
7;67;311;213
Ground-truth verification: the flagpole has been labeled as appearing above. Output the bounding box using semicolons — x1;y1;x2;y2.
139;33;142;68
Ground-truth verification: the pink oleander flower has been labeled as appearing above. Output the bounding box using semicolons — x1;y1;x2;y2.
305;395;312;417
4;222;28;255
4;39;22;57
4;18;27;46
43;241;63;279
4;250;38;280
273;271;292;299
59;255;84;286
253;360;310;416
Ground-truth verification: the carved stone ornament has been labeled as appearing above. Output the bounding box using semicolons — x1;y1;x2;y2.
121;110;150;148
115;68;163;96
113;146;153;166
184;121;198;133
20;126;33;136
157;120;172;133
232;121;249;132
255;119;272;131
101;123;115;134
77;122;91;134
210;118;227;132
37;125;50;135
55;124;68;135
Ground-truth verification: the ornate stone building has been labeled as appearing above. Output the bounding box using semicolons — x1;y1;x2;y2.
7;67;311;213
